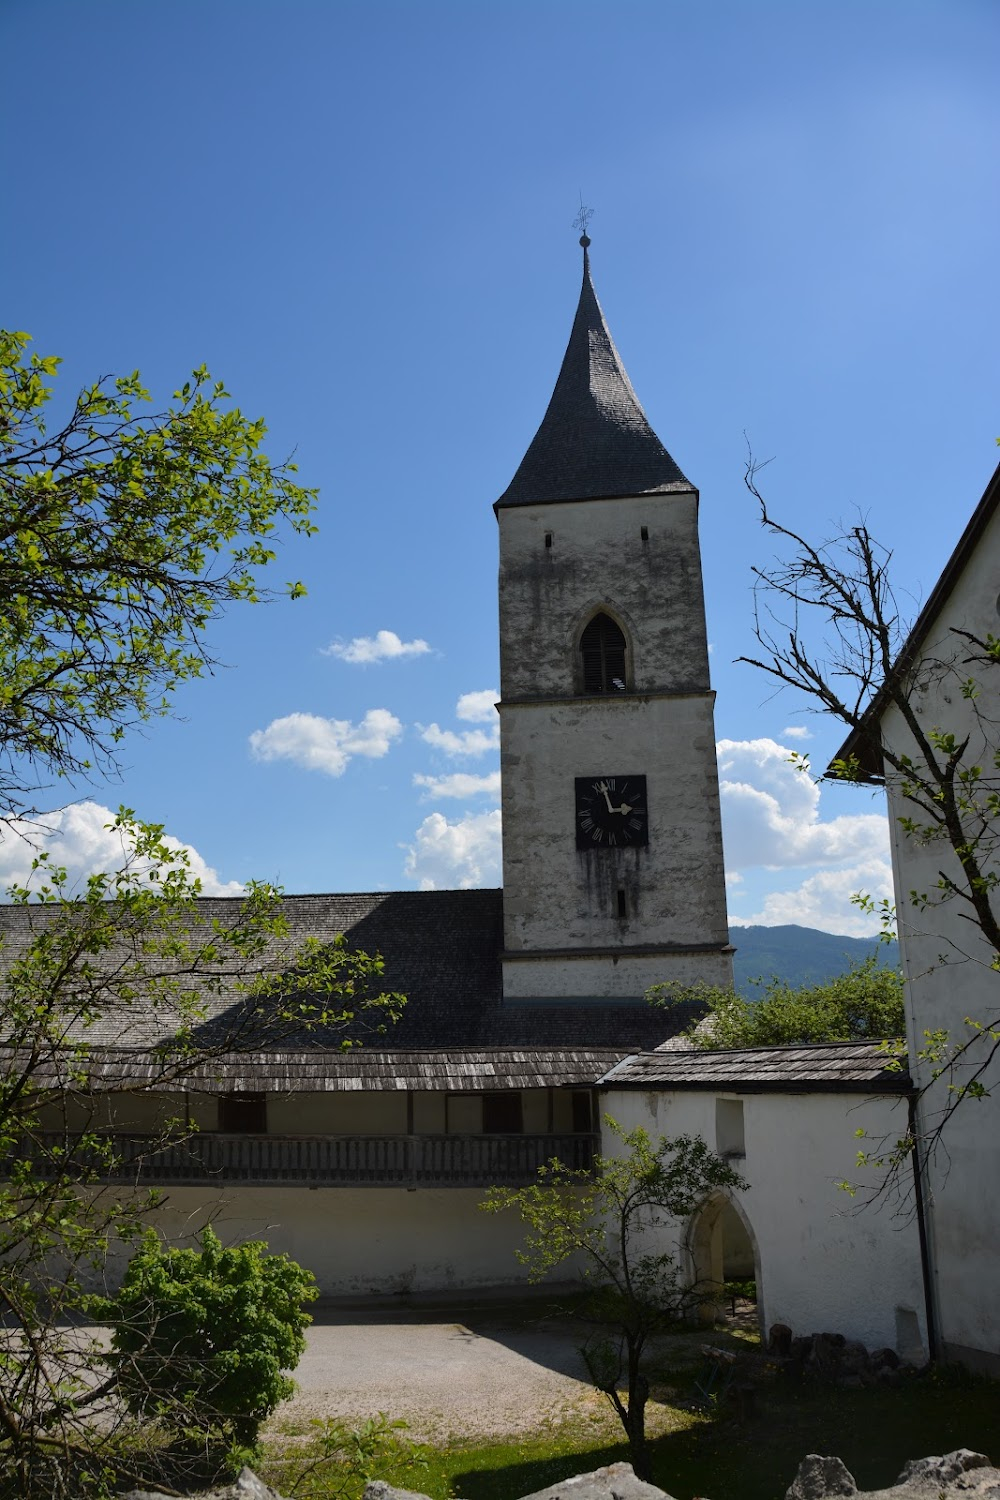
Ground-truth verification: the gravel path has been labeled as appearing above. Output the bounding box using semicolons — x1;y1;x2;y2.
270;1308;603;1442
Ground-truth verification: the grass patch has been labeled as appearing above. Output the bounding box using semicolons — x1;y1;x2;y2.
261;1368;1000;1500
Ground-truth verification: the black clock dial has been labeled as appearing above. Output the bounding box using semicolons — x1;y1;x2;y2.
575;775;649;849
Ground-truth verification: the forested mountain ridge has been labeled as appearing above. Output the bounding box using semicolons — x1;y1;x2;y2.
730;924;898;994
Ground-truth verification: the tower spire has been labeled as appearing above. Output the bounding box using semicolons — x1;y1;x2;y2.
496;236;690;509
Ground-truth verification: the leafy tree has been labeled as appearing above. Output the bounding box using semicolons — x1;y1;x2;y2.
0;337;403;1495
0;822;402;1498
482;1119;745;1480
648;959;905;1049
0;329;316;816
104;1225;317;1469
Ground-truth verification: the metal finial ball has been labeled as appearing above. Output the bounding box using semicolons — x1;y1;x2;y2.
580;234;591;248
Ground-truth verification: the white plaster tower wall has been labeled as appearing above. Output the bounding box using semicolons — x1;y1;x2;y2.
494;240;732;1002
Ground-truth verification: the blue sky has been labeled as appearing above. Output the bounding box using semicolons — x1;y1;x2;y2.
4;0;998;934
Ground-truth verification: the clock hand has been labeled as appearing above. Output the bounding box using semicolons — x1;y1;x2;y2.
617;802;632;815
598;784;616;814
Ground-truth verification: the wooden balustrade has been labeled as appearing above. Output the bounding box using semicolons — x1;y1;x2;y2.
22;1131;598;1188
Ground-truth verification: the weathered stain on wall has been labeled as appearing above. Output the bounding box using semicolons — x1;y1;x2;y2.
498;495;710;698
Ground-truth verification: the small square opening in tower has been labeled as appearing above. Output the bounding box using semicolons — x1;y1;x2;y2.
640;525;649;542
616;888;628;921
544;531;553;549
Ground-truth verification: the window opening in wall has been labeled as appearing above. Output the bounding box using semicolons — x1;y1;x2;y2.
571;1091;593;1133
715;1097;745;1157
580;612;627;692
544;531;553;549
219;1092;267;1133
640;525;649;542
483;1092;523;1134
616;888;628;921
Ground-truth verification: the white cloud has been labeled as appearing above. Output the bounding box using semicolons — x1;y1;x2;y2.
249;708;403;777
418;721;500;758
718;737;889;871
717;736;895;935
456;690;498;723
0;803;244;899
322;630;431;665
402;810;502;890
416;689;500;757
728;857;895;938
413;771;502;801
781;725;813;741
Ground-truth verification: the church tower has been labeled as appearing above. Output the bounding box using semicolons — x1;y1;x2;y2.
496;236;732;1003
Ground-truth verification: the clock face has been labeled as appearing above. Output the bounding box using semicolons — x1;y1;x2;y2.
575;775;649;850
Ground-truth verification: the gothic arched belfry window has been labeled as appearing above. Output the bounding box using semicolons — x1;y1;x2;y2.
580;612;628;693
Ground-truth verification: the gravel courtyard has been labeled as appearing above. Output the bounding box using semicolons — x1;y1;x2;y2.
269;1303;606;1442
268;1299;747;1444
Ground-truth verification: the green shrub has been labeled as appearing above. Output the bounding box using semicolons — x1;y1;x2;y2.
105;1225;317;1469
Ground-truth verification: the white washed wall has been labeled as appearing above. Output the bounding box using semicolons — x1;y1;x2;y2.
110;1185;572;1297
601;1087;926;1355
877;490;1000;1370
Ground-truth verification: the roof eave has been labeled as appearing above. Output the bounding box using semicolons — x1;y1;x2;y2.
494;480;697;515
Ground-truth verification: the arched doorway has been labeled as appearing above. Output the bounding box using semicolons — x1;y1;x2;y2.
686;1192;762;1334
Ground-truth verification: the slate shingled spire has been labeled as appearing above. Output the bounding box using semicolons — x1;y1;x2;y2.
496;236;691;508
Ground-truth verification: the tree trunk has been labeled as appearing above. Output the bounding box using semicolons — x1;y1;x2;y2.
626;1368;651;1481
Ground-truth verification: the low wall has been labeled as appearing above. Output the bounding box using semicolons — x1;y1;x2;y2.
105;1185;557;1297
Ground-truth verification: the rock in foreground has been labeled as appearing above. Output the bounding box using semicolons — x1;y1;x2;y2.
118;1451;1000;1500
364;1468;678;1500
121;1466;285;1500
784;1449;998;1500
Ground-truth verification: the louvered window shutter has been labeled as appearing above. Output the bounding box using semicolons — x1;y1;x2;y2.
580;613;627;692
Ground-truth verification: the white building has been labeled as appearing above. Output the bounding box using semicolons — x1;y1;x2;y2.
834;459;1000;1373
600;1044;926;1356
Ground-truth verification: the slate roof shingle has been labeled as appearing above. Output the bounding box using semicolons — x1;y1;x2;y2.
599;1041;911;1093
496;244;692;509
70;1047;629;1093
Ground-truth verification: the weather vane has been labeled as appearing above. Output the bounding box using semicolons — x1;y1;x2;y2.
572;197;594;243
